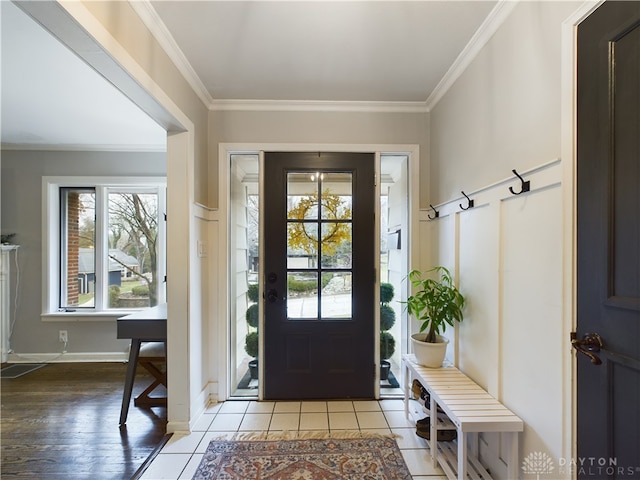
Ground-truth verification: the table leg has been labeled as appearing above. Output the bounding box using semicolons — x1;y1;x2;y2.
119;339;141;425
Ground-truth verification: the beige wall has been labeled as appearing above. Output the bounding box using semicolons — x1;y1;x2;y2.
209;109;429;208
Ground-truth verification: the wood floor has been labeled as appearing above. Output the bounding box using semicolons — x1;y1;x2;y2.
1;362;168;480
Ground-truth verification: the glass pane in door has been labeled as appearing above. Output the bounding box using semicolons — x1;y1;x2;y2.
286;170;353;321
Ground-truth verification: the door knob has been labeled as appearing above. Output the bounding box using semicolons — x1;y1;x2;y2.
267;289;279;303
571;332;603;365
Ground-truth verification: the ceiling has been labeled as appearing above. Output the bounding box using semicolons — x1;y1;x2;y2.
1;0;498;150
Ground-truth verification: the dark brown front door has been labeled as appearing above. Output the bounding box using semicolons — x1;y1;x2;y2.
263;152;375;399
576;1;640;475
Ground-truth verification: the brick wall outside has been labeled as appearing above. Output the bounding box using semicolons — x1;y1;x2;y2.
66;192;80;306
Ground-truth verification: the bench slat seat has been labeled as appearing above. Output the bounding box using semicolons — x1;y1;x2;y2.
403;354;523;480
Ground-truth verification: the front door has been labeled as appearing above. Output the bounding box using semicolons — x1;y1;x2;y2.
576;1;640;474
263;152;375;399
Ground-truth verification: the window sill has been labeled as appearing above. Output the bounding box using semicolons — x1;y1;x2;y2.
41;310;142;322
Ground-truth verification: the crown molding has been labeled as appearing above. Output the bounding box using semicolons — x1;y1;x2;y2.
210;99;429;113
1;143;166;153
129;0;214;108
425;0;518;111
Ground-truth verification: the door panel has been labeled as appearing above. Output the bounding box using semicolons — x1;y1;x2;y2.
576;1;640;474
263;152;375;399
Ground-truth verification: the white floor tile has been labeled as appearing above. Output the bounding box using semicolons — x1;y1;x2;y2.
218;400;250;414
208;413;244;431
392;427;429;449
195;431;236;453
353;400;382;411
379;398;405;411
273;401;301;413
160;432;205;454
239;413;271;431
140;453;192;480
204;402;223;414
300;401;327;413
178;454;203;479
269;412;299;430
356;411;389;429
327;400;354;412
247;401;275;413
383;409;416;428
191;413;215;431
299;412;329;430
401;449;443;477
329;411;358;430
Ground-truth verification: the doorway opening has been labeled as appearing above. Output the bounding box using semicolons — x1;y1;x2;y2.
228;151;409;399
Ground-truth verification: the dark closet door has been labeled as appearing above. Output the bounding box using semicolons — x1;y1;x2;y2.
576;2;640;474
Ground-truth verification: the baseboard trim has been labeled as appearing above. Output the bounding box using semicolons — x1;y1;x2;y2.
6;352;128;363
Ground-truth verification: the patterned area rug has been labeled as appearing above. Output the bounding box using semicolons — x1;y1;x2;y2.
192;437;412;479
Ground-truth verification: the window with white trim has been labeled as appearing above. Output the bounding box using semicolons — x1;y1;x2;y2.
45;177;166;313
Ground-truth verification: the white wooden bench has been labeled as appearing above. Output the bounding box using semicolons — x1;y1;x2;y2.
402;354;523;480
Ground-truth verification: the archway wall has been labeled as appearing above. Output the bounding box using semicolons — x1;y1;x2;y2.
42;0;213;432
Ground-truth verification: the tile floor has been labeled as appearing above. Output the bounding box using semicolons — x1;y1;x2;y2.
140;398;446;479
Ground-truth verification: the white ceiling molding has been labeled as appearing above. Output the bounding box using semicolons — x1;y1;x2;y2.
130;0;214;108
210;99;429;114
425;0;518;112
0;143;167;153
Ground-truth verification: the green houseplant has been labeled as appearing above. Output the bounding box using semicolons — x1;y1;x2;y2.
245;283;260;379
405;266;465;367
379;282;396;380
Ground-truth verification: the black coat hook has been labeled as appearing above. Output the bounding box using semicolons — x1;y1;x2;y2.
428;204;439;220
459;191;474;211
509;169;531;195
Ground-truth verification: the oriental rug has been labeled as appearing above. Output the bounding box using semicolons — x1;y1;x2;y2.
192;436;412;479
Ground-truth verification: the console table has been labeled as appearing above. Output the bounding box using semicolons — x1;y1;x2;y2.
402;354;523;480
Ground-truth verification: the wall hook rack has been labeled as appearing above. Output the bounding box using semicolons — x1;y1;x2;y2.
459;191;474;211
508;169;531;195
428;204;440;220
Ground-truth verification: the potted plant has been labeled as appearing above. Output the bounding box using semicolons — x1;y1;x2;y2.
245;331;259;379
245;283;259;379
380;331;395;380
405;266;465;368
380;282;396;380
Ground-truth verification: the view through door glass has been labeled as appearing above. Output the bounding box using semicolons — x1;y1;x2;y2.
264;152;375;399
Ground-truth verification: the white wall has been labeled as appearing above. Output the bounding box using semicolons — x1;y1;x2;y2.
0;150;165;357
426;2;580;478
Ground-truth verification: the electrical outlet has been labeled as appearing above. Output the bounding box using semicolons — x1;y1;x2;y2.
59;330;68;343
